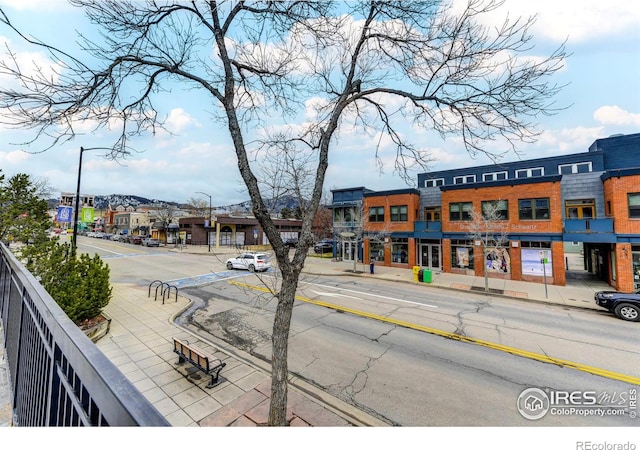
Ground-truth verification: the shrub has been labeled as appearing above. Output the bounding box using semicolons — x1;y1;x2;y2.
24;242;112;324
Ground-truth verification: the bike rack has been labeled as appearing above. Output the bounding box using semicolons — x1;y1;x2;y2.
148;280;179;304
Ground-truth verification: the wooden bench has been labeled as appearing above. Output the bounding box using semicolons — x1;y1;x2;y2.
173;338;226;388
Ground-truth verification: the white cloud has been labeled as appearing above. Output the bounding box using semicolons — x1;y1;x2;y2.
451;0;640;44
0;0;73;12
500;0;639;43
164;108;201;134
593;105;640;127
1;150;30;164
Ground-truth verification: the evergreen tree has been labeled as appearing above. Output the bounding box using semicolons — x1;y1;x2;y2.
0;172;50;245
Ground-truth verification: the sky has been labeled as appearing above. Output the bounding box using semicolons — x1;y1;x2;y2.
0;0;638;207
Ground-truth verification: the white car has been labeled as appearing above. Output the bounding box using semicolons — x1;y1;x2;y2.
226;253;271;272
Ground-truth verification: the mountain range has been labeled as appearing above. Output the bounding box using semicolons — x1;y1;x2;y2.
47;193;302;215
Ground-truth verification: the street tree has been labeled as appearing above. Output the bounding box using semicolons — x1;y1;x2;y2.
466;200;510;292
154;202;178;244
0;0;566;425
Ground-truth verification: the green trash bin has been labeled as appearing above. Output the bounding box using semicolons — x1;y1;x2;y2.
423;269;432;283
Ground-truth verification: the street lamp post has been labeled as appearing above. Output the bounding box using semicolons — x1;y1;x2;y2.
196;191;212;252
72;146;105;250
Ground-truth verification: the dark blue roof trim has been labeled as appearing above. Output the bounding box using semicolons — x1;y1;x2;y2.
440;174;562;191
364;188;421;197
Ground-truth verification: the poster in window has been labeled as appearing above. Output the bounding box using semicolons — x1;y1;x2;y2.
456;247;469;268
486;248;510;273
521;249;552;276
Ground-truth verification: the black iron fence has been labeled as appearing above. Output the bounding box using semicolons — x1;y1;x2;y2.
0;243;168;426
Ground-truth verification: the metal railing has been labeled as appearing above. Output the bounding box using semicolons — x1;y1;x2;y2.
0;243;168;426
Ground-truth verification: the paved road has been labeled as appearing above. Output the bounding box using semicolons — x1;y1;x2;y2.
182;276;638;426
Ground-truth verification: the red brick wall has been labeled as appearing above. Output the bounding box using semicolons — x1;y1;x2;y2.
364;192;421;233
604;175;640;235
365;192;420;267
603;176;640;292
613;243;634;292
441;181;565;284
441;181;563;234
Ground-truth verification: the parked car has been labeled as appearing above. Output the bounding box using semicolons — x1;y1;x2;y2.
128;235;143;245
111;234;127;242
594;290;640;322
225;253;271;272
314;240;334;254
142;238;160;247
284;238;298;248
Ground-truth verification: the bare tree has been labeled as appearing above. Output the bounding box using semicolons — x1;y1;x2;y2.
154;202;177;244
466;200;510;292
0;0;566;425
185;197;210;217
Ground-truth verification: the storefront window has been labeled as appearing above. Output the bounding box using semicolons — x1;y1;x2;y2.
451;239;474;269
521;248;552;276
391;238;408;263
369;241;385;261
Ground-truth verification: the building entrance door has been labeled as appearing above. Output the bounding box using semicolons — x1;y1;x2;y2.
420;244;441;270
342;241;356;262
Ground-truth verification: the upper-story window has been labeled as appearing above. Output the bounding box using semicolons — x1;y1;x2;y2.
482;171;508;182
424;207;441;222
481;200;509;220
519;198;550;220
565;199;594;219
424;178;445;188
368;206;385;222
454;175;476;185
450;202;473;221
333;207;356;223
515;167;544;178
390;205;408;222
558;162;592;175
628;193;640;219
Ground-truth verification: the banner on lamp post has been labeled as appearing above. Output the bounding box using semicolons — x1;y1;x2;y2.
81;207;94;223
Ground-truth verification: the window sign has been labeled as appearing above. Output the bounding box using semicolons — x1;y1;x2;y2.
522;249;552;276
486;248;510;273
456;247;470;268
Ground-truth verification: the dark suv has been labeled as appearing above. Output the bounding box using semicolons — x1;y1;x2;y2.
284;238;298;248
314;240;334;254
594;290;640;322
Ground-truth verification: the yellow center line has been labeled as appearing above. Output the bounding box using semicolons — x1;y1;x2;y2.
230;280;640;386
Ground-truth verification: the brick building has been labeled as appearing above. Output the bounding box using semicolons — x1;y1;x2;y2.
333;132;640;292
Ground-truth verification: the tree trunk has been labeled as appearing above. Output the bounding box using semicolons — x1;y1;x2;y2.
484;249;489;292
268;270;298;426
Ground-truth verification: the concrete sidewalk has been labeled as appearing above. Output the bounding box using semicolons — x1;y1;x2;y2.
95;280;387;427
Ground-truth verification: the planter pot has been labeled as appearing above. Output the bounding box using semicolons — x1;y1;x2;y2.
81;312;112;343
